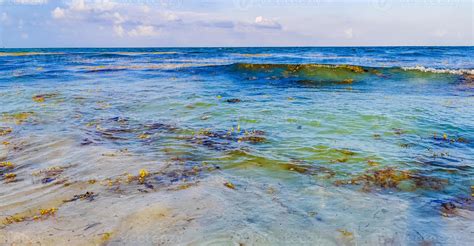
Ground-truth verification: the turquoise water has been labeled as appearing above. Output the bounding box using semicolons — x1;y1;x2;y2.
0;47;473;245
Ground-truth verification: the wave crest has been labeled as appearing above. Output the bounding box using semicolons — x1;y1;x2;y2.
401;66;474;75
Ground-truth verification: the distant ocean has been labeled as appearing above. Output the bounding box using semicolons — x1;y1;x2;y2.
1;47;473;245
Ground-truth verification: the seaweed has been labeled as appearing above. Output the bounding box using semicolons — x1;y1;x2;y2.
32;166;70;184
436;197;474;217
334;168;448;192
337;229;354;238
392;128;406;135
139;169;150;183
336;79;354;84
281;162;336;178
4;215;25;224
138;133;151;139
88;117;269;154
98;161;211;194
226;98;242;103
87;118;178;143
0;161;14;169
32;93;58;103
39;208;58;217
2;208;58;226
224;181;236;189
216;150;336;179
63;192;98;203
3;173;17;183
238;136;266;143
399;143;412;148
101;232;113;242
433;133;470;144
81;138;94;145
187;127;268;151
0;127;13;136
2;112;35;124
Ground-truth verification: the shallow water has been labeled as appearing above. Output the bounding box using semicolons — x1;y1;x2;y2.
0;47;473;245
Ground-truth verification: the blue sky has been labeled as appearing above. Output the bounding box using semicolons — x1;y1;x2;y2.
0;0;472;47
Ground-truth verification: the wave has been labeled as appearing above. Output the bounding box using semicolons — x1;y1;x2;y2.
401;66;474;75
230;63;473;75
222;63;474;84
18;59;470;81
81;63;217;72
233;53;273;57
0;52;64;57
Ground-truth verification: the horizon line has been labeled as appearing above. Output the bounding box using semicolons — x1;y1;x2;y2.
1;45;473;49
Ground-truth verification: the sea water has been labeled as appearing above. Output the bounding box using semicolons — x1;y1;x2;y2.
0;47;473;245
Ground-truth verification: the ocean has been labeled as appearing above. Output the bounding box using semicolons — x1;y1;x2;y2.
1;47;473;245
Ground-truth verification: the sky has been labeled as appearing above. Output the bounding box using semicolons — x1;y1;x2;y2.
0;0;472;47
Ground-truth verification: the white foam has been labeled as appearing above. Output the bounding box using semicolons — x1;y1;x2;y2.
401;66;474;75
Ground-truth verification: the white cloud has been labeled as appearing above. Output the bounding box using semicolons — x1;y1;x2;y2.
96;11;127;24
113;25;125;37
164;12;181;22
52;7;66;19
254;16;282;29
112;12;126;24
69;0;116;12
128;25;160;37
13;0;47;5
21;33;29;39
70;0;87;11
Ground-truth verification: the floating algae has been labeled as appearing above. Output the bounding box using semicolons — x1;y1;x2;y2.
0;161;14;169
2;208;58;226
232;63;373;84
3;173;17;183
294;145;382;166
138;133;151;139
238;135;266;144
185;102;216;109
97;161;215;195
32;93;59;103
214;149;336;179
337;229;354;238
226;98;242;103
433;132;470;145
88;118;178;142
63;192;98;203
224;181;236;189
32;166;71;184
336;79;354;84
2;112;35;124
334;167;449;192
0;127;13;136
87;116;268;153
435;197;474;217
185;127;268;150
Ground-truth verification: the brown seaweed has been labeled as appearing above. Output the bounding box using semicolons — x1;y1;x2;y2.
32;93;58;103
226;98;242;103
0;127;13;136
63;192;98;203
334;168;448;192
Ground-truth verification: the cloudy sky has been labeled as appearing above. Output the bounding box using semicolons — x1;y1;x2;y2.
0;0;472;47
